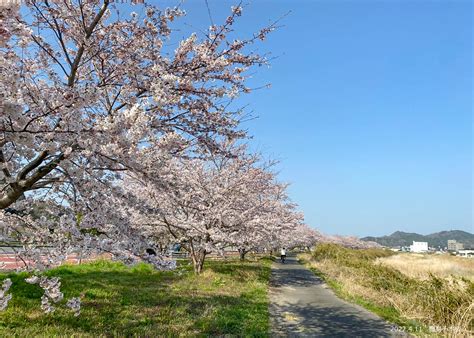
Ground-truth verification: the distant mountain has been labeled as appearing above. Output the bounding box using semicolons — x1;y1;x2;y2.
361;230;474;248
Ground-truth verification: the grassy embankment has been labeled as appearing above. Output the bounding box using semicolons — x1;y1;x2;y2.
299;244;473;336
0;256;272;336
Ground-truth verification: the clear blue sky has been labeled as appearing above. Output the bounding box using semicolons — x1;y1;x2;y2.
140;1;472;236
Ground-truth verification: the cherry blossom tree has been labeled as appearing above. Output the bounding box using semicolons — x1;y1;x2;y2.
0;0;275;264
0;0;278;312
1;0;274;207
283;224;323;251
119;144;306;273
231;194;308;260
316;234;382;249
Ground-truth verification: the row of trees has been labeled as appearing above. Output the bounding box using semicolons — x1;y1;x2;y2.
0;0;377;313
0;0;319;276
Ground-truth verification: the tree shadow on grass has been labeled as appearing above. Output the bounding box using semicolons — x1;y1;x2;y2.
206;260;271;284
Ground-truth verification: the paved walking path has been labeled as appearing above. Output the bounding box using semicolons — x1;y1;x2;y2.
269;255;403;337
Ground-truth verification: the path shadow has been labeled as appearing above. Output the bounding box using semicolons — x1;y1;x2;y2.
269;255;407;337
270;256;324;288
270;301;402;337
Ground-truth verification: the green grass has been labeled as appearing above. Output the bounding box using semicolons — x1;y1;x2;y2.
0;257;272;336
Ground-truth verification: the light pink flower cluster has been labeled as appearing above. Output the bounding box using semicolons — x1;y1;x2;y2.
25;275;81;315
0;278;12;310
315;234;382;249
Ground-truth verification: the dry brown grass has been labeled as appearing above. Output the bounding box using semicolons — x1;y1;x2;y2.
300;245;474;336
376;253;474;281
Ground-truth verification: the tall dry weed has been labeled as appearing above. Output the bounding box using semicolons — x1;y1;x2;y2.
377;253;474;281
306;244;474;335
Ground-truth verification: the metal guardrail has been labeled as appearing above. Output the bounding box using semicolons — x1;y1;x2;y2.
169;252;189;259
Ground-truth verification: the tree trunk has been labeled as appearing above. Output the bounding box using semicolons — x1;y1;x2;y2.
238;248;247;261
191;248;206;274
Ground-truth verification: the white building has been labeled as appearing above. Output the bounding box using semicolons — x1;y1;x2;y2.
410;241;428;253
457;250;474;258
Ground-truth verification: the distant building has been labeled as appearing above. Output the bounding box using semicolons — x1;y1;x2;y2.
410;241;428;253
447;240;464;252
457;250;474;258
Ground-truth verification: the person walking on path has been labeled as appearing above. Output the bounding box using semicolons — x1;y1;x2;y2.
280;247;286;263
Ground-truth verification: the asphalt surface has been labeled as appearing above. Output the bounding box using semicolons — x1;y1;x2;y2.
269;255;406;337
